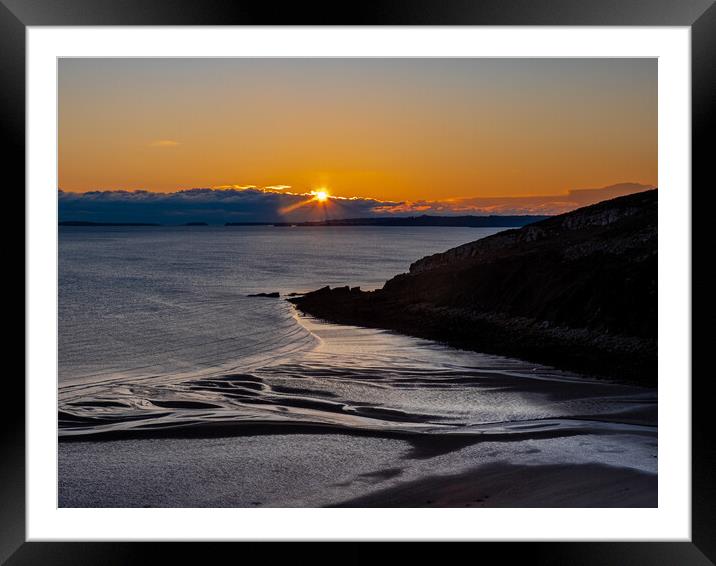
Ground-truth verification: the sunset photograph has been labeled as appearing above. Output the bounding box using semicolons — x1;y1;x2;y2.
57;57;657;508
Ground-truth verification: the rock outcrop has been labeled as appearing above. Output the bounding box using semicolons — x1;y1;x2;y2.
290;190;657;384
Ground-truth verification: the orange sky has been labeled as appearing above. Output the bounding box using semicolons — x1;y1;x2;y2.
59;58;657;202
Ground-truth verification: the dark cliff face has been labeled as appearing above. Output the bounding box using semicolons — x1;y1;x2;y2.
386;189;657;339
291;190;657;383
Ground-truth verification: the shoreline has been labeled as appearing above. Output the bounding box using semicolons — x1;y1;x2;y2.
59;313;656;443
289;191;657;385
58;315;657;508
289;295;656;386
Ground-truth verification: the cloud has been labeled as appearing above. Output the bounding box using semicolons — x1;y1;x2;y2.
58;187;389;224
58;183;654;224
212;184;292;191
212;184;259;190
374;183;656;216
149;140;180;147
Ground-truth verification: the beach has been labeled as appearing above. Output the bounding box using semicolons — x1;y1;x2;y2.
59;314;656;507
58;224;656;508
59;436;656;508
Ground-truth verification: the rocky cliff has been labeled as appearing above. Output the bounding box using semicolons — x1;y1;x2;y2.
290;190;657;383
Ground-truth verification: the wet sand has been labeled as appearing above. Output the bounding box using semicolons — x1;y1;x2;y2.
334;462;656;508
59;430;656;507
58;316;657;508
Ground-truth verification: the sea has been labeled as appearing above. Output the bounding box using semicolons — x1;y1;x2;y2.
58;225;657;507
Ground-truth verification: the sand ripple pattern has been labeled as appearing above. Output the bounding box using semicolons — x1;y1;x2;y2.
59;317;656;444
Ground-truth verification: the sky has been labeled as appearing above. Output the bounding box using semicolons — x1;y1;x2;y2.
59;58;657;222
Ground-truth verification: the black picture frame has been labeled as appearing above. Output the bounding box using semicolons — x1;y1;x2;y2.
5;0;712;563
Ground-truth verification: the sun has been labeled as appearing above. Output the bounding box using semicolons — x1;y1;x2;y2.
312;189;330;203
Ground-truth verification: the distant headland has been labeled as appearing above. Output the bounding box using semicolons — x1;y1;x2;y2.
59;221;161;227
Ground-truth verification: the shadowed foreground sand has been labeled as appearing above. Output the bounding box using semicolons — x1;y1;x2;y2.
59;431;656;507
334;462;656;508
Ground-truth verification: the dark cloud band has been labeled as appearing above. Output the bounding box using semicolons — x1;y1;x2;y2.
58;183;654;224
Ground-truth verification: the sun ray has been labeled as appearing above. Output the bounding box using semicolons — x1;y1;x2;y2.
278;197;316;215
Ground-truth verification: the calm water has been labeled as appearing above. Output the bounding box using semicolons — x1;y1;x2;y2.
58;225;657;507
59;225;502;386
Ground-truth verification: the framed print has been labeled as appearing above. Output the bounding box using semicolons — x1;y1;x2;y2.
6;0;713;563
